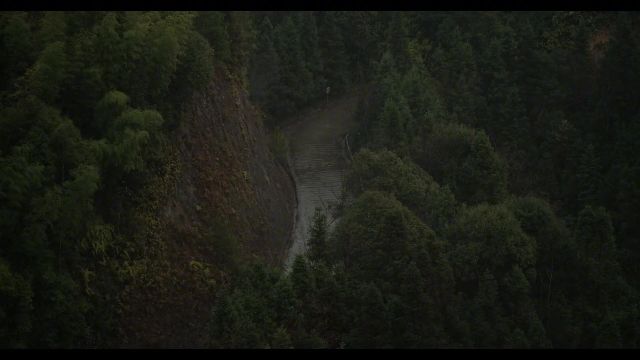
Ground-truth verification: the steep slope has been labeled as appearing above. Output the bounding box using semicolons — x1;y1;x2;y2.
170;71;296;265
117;70;295;347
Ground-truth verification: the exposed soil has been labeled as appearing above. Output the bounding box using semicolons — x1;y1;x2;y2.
118;70;296;347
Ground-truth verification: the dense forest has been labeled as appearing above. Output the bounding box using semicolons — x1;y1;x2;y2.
1;11;640;348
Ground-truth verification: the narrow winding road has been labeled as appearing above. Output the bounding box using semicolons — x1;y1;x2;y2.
283;91;360;268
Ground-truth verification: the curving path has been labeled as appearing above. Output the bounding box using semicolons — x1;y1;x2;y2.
283;91;360;268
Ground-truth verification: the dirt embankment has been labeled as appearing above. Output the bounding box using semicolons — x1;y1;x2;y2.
118;70;296;347
169;72;296;265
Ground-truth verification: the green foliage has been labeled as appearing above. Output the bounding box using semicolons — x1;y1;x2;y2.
347;148;457;232
448;203;536;286
574;206;619;276
94;90;129;135
25;41;68;103
171;30;214;103
247;11;373;126
226;12;256;74
273;16;314;111
210;263;289;348
373;89;414;151
271;327;293;349
505;196;572;307
341;11;382;82
317;12;350;94
195;12;232;65
0;12;35;92
576;143;603;207
0;10;226;347
2;10;640;349
447;203;546;347
0;258;33;348
248;17;281;121
36;12;67;49
331;191;451;298
420;122;508;205
30;270;90;347
211;11;640;349
429;17;484;125
99;106;164;178
308;208;328;263
399;56;446;136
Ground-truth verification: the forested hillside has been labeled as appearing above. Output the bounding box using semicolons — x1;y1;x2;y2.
1;10;640;348
215;11;640;348
0;11;295;347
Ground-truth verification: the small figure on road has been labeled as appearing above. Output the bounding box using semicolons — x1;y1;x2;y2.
326;86;330;107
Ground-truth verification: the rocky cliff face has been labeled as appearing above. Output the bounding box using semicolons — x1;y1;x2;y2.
168;71;295;265
118;70;295;347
